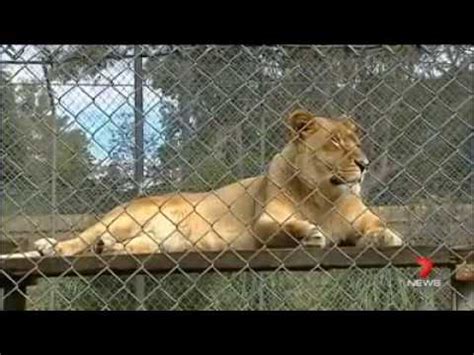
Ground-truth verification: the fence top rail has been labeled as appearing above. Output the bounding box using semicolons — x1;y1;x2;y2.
0;245;472;279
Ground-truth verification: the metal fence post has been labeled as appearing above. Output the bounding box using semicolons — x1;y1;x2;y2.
0;59;4;219
41;57;57;241
133;45;146;310
41;55;58;310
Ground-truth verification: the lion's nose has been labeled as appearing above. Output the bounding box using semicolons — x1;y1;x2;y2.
355;158;369;172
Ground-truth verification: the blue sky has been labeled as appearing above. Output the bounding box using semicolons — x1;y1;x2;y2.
55;83;165;160
2;49;167;161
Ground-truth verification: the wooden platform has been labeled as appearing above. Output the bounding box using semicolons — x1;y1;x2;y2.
0;245;472;310
0;245;472;276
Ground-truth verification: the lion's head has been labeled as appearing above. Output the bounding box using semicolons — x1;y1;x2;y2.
286;110;369;195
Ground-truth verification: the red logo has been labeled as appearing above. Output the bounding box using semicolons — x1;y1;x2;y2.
416;257;434;279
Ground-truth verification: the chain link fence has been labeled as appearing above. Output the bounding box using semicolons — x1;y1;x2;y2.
1;45;472;310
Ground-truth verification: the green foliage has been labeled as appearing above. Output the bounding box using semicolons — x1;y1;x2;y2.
2;70;94;215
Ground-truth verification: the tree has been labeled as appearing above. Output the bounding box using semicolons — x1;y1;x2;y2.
1;68;94;215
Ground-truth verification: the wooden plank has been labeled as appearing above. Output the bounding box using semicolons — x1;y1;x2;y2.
0;246;472;278
0;239;19;254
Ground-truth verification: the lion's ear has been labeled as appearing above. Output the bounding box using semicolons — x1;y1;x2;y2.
288;110;318;138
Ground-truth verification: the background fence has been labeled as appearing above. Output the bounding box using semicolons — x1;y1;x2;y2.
0;45;472;310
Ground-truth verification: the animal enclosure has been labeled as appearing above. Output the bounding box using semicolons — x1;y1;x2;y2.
0;45;472;310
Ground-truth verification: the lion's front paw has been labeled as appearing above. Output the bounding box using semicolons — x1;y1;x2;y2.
302;225;327;248
357;228;404;248
385;229;403;247
34;238;59;256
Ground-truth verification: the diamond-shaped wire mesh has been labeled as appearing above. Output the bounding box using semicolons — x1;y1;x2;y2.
1;45;472;310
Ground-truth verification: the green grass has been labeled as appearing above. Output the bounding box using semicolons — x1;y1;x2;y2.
26;267;452;310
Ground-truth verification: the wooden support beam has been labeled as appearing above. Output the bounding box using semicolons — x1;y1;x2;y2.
0;245;472;278
452;263;474;311
0;277;31;311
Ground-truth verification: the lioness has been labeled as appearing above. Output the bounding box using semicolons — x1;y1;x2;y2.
34;110;403;257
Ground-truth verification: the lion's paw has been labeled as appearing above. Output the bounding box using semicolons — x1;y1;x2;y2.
302;225;327;248
34;238;58;256
358;228;404;248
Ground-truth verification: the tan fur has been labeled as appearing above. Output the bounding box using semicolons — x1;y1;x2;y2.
35;110;403;257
